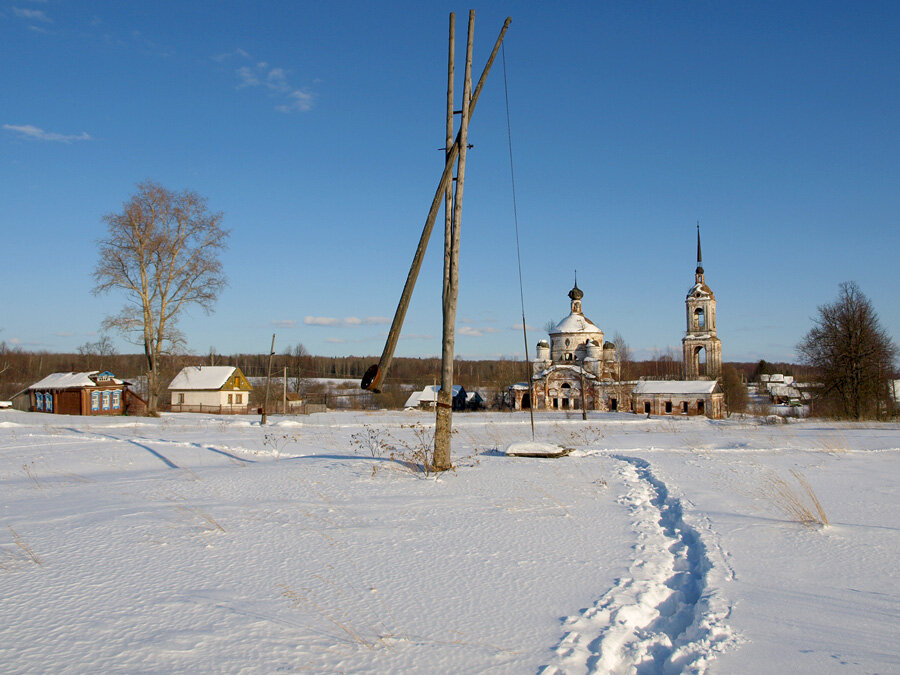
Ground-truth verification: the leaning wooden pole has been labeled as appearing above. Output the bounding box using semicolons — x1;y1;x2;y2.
361;15;512;394
434;11;474;471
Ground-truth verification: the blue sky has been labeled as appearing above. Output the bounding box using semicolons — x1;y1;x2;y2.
2;1;898;364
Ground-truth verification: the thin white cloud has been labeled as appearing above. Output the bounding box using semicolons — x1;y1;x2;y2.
271;319;297;328
211;48;250;63
511;323;536;331
305;316;341;326
458;326;483;337
224;51;315;113
3;124;93;143
12;7;51;22
325;338;345;344
305;316;388;327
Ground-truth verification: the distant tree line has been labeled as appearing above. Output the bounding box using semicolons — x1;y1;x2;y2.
0;341;815;409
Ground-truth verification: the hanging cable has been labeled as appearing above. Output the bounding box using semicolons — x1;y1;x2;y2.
501;43;535;439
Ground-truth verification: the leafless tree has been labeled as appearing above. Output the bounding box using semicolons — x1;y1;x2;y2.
797;281;897;420
285;342;310;393
93;181;229;414
721;363;748;415
76;334;118;371
612;331;632;381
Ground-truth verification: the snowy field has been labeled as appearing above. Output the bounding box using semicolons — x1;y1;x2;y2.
1;410;897;674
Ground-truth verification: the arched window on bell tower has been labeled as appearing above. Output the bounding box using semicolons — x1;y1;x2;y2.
694;307;705;331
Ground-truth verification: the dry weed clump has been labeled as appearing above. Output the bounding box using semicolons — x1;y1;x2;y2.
263;431;299;458
762;469;829;528
349;423;439;476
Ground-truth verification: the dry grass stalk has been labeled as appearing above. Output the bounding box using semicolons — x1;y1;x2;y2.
279;584;377;649
763;470;829;527
790;469;830;526
8;526;43;567
23;463;43;489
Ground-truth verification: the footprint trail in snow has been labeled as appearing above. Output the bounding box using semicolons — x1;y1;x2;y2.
543;455;740;674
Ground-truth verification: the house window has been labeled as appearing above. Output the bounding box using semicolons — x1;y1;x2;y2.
236;394;242;404
112;391;121;409
45;393;53;412
177;393;185;404
35;392;44;411
91;391;100;411
682;401;689;414
102;391;111;410
665;401;672;414
227;394;233;404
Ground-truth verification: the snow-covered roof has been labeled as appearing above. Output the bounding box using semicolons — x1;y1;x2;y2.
768;385;801;399
551;312;602;335
169;366;237;391
686;281;715;299
534;364;598;380
633;380;719;395
404;384;463;408
28;372;123;390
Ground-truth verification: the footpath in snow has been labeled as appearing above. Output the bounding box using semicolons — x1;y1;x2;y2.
544;455;738;674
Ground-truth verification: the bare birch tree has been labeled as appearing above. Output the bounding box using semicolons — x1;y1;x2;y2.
93;181;229;414
797;281;897;419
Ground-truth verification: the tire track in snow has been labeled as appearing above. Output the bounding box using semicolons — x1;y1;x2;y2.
543;455;739;674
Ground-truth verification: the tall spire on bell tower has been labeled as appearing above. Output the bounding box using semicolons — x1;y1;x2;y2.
683;222;722;380
695;221;704;282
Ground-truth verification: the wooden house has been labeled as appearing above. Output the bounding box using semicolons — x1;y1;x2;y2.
25;371;144;416
168;366;253;414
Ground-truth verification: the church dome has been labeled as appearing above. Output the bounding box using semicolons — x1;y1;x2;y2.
552;313;602;335
568;283;584;302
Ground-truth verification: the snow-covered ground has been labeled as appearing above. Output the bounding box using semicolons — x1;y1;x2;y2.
1;410;897;673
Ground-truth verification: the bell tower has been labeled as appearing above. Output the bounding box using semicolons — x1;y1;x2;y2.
682;224;722;379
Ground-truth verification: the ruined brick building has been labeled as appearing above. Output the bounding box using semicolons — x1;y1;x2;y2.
510;280;628;412
509;228;724;417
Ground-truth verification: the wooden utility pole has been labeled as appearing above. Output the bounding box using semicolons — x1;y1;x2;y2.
360;14;511;395
434;10;474;471
261;333;275;425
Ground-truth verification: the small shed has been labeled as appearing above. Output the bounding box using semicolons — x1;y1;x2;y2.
631;380;725;419
465;391;484;411
168;366;253;413
25;371;142;416
404;384;466;411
